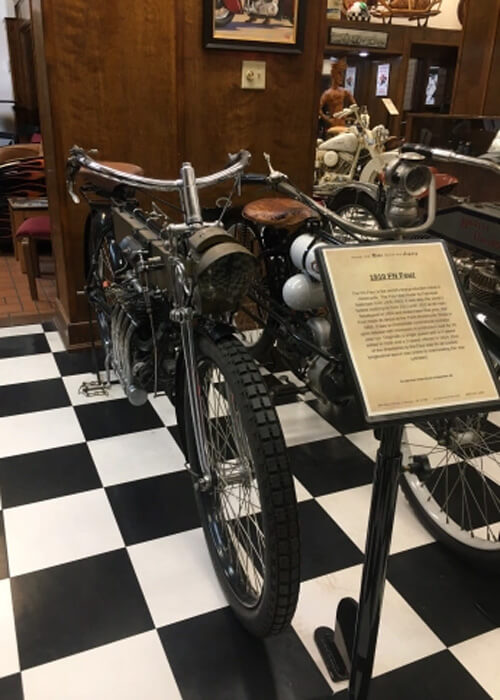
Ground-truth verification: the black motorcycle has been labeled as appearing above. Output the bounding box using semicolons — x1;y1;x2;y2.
66;147;300;636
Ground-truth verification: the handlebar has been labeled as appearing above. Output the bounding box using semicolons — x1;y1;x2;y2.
66;146;252;204
332;104;359;120
401;143;500;176
263;153;436;240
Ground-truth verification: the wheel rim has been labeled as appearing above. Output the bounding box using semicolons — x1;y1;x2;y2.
198;358;266;607
402;414;500;551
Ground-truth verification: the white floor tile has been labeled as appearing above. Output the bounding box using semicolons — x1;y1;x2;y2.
22;630;181;700
4;489;123;576
292;566;444;691
0;353;59;386
277;402;340;447
45;331;66;354
149;394;177;426
318;485;434;555
88;428;184;486
0;324;43;338
293;476;313;503
63;373;125;406
346;430;380;461
0;579;20;678
0;407;84;459
451;629;500;700
129;529;227;627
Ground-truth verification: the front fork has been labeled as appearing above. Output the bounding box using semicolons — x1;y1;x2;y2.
171;306;212;491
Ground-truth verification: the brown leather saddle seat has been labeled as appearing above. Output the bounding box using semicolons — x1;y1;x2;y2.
80;161;144;192
242;197;318;229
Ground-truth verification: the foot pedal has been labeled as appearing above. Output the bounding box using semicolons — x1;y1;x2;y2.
314;597;358;683
78;380;109;398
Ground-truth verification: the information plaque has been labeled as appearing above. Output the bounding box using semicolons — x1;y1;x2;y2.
316;240;500;423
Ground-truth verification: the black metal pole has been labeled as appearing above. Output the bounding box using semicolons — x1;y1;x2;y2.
348;424;404;700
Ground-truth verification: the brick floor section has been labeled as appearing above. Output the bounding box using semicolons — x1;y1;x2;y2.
0;253;56;325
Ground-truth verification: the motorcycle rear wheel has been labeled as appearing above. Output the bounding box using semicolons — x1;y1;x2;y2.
215;1;235;27
401;414;500;571
184;334;300;636
327;188;387;240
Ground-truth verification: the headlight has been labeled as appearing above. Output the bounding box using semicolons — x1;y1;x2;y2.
385;153;432;198
189;226;256;314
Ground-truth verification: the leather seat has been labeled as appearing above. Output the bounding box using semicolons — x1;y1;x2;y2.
242;198;318;229
326;126;348;137
80;161;144;192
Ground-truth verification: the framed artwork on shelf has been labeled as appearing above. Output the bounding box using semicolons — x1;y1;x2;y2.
345;65;357;93
204;1;306;54
376;63;390;97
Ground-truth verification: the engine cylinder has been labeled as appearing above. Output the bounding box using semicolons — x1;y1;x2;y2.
290;234;326;281
282;273;326;311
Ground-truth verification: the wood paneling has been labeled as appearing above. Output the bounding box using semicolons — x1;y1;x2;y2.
180;0;326;198
484;15;500;115
31;0;327;345
452;0;500;115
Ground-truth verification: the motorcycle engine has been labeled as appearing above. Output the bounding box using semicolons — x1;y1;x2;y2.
455;257;500;308
316;151;354;187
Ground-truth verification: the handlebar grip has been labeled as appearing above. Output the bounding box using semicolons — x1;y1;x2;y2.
401;143;434;158
225;149;252;170
241;173;268;185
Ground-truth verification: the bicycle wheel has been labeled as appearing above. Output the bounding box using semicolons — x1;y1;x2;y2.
401;414;500;570
184;334;300;636
85;211;115;350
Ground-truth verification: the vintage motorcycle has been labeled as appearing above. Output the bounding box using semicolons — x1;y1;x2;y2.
215;0;294;27
66;147;300;637
315;104;397;192
228;148;500;570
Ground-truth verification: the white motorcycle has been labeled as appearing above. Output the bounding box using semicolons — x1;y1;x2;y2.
315;104;398;193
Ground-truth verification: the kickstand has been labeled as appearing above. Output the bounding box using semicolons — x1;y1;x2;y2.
78;296;110;398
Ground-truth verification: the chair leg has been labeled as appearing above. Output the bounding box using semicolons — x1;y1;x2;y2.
31;238;41;277
21;238;39;301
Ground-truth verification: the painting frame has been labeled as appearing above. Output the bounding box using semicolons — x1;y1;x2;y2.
203;1;306;54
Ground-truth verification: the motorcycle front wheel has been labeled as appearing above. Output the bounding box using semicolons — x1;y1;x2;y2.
184;334;300;636
214;1;235;27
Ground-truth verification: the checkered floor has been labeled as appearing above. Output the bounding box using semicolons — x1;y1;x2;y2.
0;322;498;700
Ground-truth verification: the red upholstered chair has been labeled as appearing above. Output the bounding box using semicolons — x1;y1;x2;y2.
15;215;52;301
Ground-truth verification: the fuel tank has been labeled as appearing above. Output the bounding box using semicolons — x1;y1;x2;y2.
318;131;358;155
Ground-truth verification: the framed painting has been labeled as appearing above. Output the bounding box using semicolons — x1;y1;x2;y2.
204;1;306;54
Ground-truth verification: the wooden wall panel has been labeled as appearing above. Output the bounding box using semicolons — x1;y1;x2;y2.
452;0;500;114
31;0;327;344
179;0;326;199
31;0;180;343
484;15;500;115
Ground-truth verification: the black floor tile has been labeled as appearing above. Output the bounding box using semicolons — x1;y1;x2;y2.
11;549;153;670
307;398;367;435
106;472;200;545
0;512;8;579
0;378;70;418
289;436;374;497
42;320;57;332
298;500;363;581
167;425;185;454
0;333;49;359
159;608;333;700
74;398;163;441
387;543;500;646
334;650;491;700
0;674;24;700
53;348;105;376
0;443;101;508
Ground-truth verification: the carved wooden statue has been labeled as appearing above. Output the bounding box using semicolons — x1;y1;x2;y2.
319;59;355;129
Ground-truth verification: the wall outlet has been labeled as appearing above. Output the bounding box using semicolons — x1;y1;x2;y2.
241;61;266;90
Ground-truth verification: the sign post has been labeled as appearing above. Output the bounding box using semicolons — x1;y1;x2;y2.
313;240;500;700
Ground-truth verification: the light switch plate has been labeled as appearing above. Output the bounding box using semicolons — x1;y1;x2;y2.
241;60;266;90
